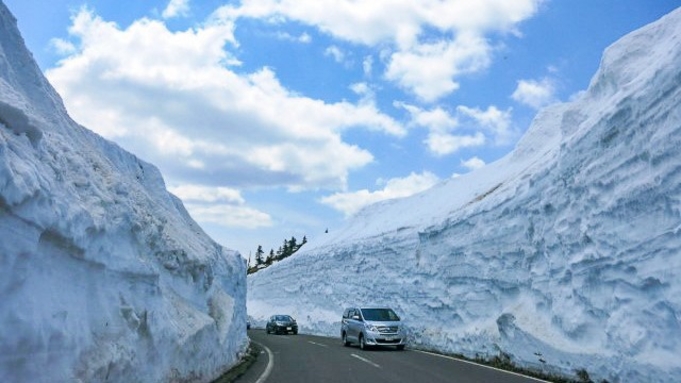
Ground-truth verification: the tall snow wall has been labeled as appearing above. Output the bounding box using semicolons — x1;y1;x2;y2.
247;7;681;382
0;2;248;382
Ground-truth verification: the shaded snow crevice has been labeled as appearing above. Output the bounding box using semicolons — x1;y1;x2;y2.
0;99;42;145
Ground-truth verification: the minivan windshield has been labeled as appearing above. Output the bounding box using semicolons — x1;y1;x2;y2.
361;308;400;321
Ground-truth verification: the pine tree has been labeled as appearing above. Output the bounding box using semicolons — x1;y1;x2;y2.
289;236;297;253
282;239;290;258
255;245;265;265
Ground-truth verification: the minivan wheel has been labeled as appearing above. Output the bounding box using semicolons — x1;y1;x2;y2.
359;334;367;350
342;332;349;347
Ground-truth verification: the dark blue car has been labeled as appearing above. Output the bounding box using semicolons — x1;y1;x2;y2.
266;315;298;334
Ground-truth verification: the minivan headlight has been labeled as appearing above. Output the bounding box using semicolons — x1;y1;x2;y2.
365;324;379;332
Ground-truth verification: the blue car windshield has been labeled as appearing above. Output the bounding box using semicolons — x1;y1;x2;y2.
361;309;399;321
275;315;292;321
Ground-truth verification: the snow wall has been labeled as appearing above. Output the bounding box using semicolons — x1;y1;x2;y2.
0;2;248;382
248;7;681;383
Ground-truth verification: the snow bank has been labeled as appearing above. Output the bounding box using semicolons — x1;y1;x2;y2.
0;3;247;382
248;7;681;382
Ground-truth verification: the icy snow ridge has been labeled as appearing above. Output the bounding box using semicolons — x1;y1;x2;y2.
0;3;247;382
248;7;681;382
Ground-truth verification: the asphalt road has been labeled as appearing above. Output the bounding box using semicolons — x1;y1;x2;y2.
235;330;549;383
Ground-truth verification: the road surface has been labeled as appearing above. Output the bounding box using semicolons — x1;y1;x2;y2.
235;330;549;383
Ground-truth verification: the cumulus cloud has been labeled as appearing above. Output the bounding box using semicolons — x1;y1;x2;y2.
170;185;245;204
162;0;190;19
46;7;404;194
49;38;76;55
182;203;273;228
217;0;543;101
170;184;272;228
396;102;490;156
275;31;312;43
385;33;491;102
511;77;556;109
457;105;515;145
397;102;458;131
324;45;345;63
461;156;486;171
363;55;373;77
320;171;440;216
40;1;545;243
426;132;486;156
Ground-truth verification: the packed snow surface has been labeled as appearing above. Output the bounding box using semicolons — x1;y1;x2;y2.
0;2;248;382
248;7;681;382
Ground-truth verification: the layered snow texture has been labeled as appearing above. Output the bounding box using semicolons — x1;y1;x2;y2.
248;7;681;382
0;3;248;382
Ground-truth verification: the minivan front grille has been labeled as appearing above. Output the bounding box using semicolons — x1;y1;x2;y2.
377;326;398;333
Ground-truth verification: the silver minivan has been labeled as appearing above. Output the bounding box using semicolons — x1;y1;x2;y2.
341;307;406;350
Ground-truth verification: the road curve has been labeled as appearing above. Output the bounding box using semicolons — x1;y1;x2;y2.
235;330;549;383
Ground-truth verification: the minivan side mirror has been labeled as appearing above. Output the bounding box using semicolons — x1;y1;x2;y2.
352;315;361;321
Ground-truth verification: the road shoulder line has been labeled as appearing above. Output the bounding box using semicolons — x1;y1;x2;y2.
252;340;274;383
412;350;551;383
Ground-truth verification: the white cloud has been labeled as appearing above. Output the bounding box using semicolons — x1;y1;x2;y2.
46;7;404;196
162;0;190;19
218;0;543;101
350;82;369;96
275;31;312;43
350;82;378;106
385;33;491;102
396;102;489;156
363;55;373;77
219;0;541;48
456;105;515;145
169;185;245;204
183;203;273;229
397;102;458;132
425;131;486;156
299;33;312;43
461;156;486;171
168;184;271;229
324;45;345;63
511;77;556;109
320;171;440;216
49;38;76;55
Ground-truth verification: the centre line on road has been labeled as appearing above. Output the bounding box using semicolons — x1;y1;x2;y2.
253;340;274;383
308;341;329;348
351;354;381;368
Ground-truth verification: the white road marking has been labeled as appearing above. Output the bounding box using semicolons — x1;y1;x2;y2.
253;340;274;383
351;353;381;368
412;350;551;383
308;340;329;348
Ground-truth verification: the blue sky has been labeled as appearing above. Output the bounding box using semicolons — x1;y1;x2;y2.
5;0;679;259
